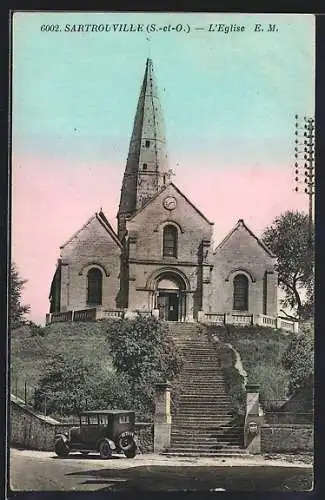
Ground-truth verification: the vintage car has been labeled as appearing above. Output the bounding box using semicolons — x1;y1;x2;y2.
54;410;137;459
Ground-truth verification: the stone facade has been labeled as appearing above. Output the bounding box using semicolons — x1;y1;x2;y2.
209;220;278;317
49;58;278;322
50;212;122;313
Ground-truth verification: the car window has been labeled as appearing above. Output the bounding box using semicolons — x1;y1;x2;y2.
80;415;87;425
119;415;130;424
99;414;109;425
88;415;99;425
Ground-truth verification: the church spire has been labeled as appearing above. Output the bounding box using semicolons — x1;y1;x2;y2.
117;58;169;239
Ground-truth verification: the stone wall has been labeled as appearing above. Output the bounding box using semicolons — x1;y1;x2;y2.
10;399;73;451
135;422;154;453
261;424;314;453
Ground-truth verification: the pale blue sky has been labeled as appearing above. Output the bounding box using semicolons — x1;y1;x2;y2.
13;12;315;171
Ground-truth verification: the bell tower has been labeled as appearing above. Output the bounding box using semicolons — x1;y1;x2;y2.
117;58;170;239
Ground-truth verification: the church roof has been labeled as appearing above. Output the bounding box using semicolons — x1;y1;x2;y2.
126;182;214;226
118;58;169;217
215;219;275;257
60;211;122;250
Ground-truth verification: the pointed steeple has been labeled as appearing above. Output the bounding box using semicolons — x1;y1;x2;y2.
118;58;169;239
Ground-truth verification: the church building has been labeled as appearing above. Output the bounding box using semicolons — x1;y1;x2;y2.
49;59;278;324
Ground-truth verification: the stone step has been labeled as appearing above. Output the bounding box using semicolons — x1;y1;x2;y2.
169;444;243;452
181;374;225;377
173;422;242;428
176;413;234;419
178;347;216;350
181;370;223;374
177;408;233;414
180;385;226;389
182;362;221;366
179;395;230;399
177;411;233;416
171;436;242;444
162;449;247;457
181;366;224;369
178;345;218;348
182;381;226;385
180;381;226;385
180;378;225;382
177;342;219;346
180;384;226;388
182;363;221;367
178;401;232;406
177;344;213;348
174;412;233;418
180;390;227;395
173;420;235;427
177;404;233;408
181;384;226;388
181;387;226;390
175;409;233;413
181;382;226;387
171;429;243;436
172;436;242;444
180;381;225;385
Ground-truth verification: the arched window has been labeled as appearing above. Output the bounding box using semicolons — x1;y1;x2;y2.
163;225;178;258
87;268;102;305
233;274;248;311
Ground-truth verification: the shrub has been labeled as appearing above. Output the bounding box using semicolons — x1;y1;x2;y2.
107;316;183;420
33;352;131;416
222;363;246;415
282;321;314;394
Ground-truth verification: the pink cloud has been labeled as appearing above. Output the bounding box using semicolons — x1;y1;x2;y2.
12;156;308;325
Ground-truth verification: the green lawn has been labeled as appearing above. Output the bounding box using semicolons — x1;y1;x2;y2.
10;320;114;392
206;325;293;410
11;321;293;412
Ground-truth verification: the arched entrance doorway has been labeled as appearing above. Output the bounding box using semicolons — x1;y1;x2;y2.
154;272;187;322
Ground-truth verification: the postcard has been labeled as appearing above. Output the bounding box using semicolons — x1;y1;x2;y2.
10;11;314;493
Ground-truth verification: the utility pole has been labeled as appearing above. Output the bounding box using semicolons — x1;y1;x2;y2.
294;114;315;247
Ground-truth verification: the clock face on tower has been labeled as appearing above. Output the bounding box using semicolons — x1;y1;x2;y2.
163;196;177;210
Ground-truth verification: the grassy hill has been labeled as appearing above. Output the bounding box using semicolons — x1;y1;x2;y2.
10;320;115;391
11;320;295;413
205;324;293;410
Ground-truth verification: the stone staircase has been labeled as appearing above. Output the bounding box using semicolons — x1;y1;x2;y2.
165;322;246;457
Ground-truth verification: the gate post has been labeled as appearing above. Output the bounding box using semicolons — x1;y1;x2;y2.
244;383;263;454
154;381;171;453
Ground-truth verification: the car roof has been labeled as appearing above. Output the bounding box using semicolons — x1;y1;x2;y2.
79;410;134;415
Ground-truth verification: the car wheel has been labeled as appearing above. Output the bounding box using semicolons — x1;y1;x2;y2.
99;440;112;459
119;434;134;451
54;438;69;458
124;445;137;458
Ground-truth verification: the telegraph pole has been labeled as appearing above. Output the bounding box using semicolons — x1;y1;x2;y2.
294;114;315;247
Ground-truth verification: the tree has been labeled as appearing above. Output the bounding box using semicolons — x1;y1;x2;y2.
10;262;30;329
262;211;314;319
34;352;132;416
107;316;183;420
282;321;314;394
